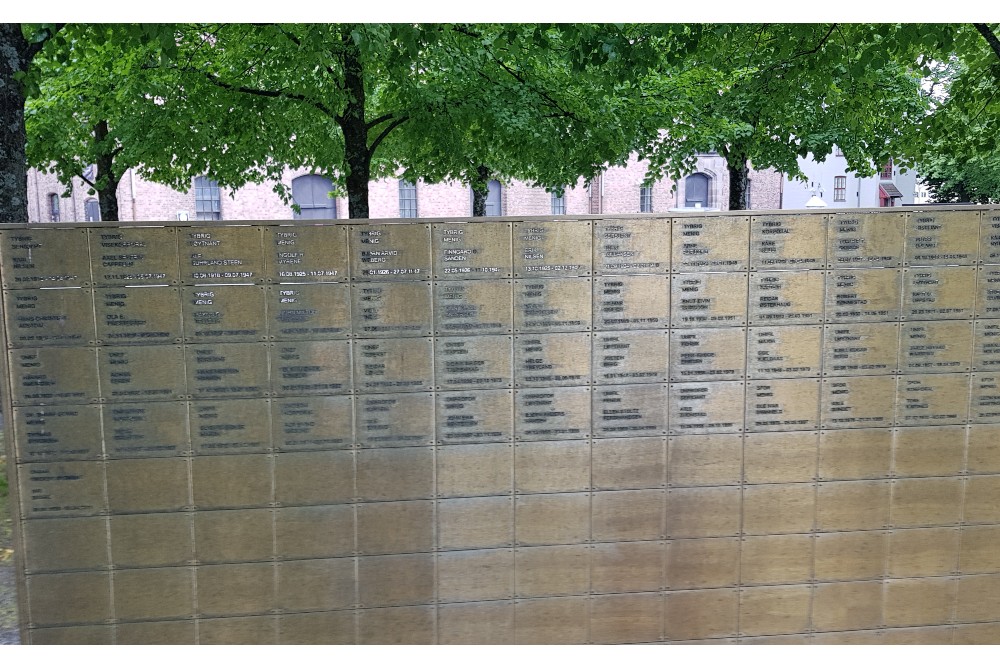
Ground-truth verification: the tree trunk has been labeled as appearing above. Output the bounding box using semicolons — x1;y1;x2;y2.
0;24;30;223
471;165;490;216
340;30;370;219
94;119;120;221
727;155;751;211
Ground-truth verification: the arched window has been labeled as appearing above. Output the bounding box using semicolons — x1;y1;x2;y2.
48;194;60;222
685;173;710;208
292;175;337;219
194;176;221;220
551;189;566;215
85;198;100;222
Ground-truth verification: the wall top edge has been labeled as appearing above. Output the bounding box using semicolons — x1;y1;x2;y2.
2;205;998;230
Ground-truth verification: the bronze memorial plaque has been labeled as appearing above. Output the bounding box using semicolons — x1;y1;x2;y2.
821;375;897;429
514;278;592;332
514;332;591;387
747;325;823;379
593;331;669;385
513;220;592;277
825;269;902;322
748;271;824;325
89;227;179;286
594;219;671;274
902;266;977;320
670;328;746;381
514;386;591;441
900;321;973;374
271;395;355;450
352;281;432;338
823;323;899;376
594;275;669;329
980;211;1000;264
356;392;434;447
350;224;431;280
905;210;980;266
354;337;433;393
435;336;513;390
98;346;186;402
191;399;271;455
13;405;103;462
434;280;513;335
895;374;970;426
828;212;905;267
668;381;745;435
3;288;96;347
971;374;1000;423
270;340;353;395
750;214;826;270
17;460;106;518
186;343;269;399
181;226;265;284
672;216;750;272
264;225;348;283
9;347;99;406
592;384;667;438
0;228;91;289
437;389;514;444
976;266;1000;318
670;272;748;327
182;285;267;341
102;402;190;458
745;378;821;432
266;283;351;340
95;286;182;345
974;320;1000;371
433;222;513;279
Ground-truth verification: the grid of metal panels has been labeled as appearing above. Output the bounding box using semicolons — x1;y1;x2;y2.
1;209;999;644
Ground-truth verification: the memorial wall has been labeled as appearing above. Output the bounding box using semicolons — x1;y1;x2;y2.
1;208;1000;644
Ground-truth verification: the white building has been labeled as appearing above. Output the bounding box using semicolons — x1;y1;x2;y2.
782;149;918;209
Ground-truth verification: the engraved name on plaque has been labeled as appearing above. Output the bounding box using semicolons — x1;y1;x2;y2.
89;227;179;286
900;321;973;374
13;405;102;461
905;210;980;266
17;461;105;518
980;212;1000;264
594;275;669;329
269;340;352;395
822;323;900;376
0;228;91;288
352;282;432;337
895;374;970;426
436;389;514;444
266;283;351;340
976;266;1000;318
98;346;186;402
181;227;264;284
592;384;667;437
828;212;904;267
102;402;190;458
191;399;270;454
3;288;96;346
971;374;1000;423
974;320;1000;371
354;338;433;393
264;225;348;282
748;271;824;325
186;343;269;399
9;347;99;406
825;269;902;322
513;220;592;277
433;280;512;335
514;333;591;387
95;286;182;344
271;396;354;451
514;386;591;441
820;375;897;428
356;392;434;447
594;219;671;274
670;272;748;327
668;381;745;434
669;328;746;381
747;325;823;379
750;214;826;270
672;216;749;272
350;224;431;280
746;378;820;432
434;336;512;389
514;278;592;332
592;331;669;385
182;285;267;341
902;266;977;320
433;222;512;279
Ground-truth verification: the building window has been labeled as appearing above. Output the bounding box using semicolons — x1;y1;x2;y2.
744;180;752;209
589;174;602;214
194;176;221;220
551;190;566;215
48;194;60;222
835;146;844;157
639;186;653;213
399;180;417;218
471;180;503;216
85;199;100;222
291;175;337;219
881;159;894;180
685;173;710;208
834;176;847;202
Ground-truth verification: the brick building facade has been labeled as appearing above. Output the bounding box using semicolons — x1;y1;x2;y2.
25;153;784;224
